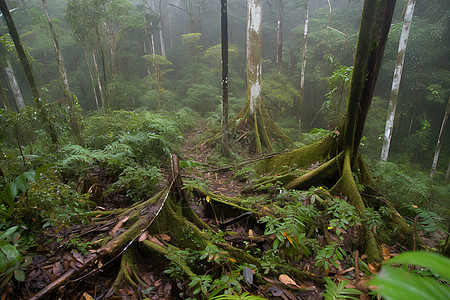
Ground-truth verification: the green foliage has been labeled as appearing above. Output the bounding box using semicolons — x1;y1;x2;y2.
109;165;160;200
370;251;450;300
210;292;264;300
182;84;220;116
0;164;54;219
327;197;361;240
262;72;299;120
315;242;346;272
0;224;34;287
322;277;361;300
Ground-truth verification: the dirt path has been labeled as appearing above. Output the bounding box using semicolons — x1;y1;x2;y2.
179;121;246;198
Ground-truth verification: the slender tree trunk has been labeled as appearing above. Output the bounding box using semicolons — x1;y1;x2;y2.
42;0;81;140
247;0;263;154
298;3;309;136
83;46;100;111
276;0;283;73
159;0;166;56
0;0;58;144
380;0;416;162
430;96;450;180
92;51;105;109
5;60;25;111
168;3;173;49
247;0;262;116
221;0;229;157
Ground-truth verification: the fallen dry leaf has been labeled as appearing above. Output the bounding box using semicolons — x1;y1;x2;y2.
139;231;148;242
381;244;391;261
158;233;171;241
148;236;165;247
279;274;300;288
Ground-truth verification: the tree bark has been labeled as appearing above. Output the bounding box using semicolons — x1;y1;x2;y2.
5;60;25;111
346;0;396;164
42;0;81;140
221;0;229;157
298;3;309;136
430;96;450;180
276;0;283;73
158;0;166;56
380;0;416;162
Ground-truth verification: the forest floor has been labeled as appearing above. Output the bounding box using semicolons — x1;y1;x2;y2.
10;122;442;300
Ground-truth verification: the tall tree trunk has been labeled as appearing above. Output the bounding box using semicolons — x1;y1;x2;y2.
380;0;416;162
92;51;105;109
221;0;229;157
298;3;309;136
159;0;166;56
346;0;396;165
83;46;100;111
5;60;25;111
0;0;58;144
42;0;81;140
247;0;263;154
430;96;450;180
276;0;283;73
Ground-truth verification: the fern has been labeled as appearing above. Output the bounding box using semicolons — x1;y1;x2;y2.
322;277;361;300
210;292;265;300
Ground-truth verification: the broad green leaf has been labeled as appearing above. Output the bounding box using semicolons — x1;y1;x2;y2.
22;170;36;183
0;251;9;272
385;251;450;280
0;243;22;262
14;175;27;194
14;269;25;281
0;189;14;207
370;267;450;300
0;226;18;241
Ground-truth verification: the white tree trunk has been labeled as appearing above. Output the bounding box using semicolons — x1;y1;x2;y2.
298;3;308;135
159;0;166;56
247;0;262;115
430;96;450;180
380;0;416;162
5;60;25;111
92;51;105;109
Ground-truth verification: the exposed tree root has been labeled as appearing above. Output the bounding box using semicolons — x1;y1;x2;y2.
29;154;321;299
251;140;424;262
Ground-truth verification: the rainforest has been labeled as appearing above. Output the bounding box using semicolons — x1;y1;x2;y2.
0;0;449;299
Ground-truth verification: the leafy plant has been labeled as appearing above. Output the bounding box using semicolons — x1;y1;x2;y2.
0;163;54;219
370;251;450;300
322;277;361;300
0;225;34;288
327;197;361;240
210;292;265;300
315;242;346;272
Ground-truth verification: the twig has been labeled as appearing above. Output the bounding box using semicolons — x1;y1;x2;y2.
354;250;360;283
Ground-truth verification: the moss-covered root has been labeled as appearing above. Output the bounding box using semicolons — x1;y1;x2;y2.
331;152;381;262
112;249;146;293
